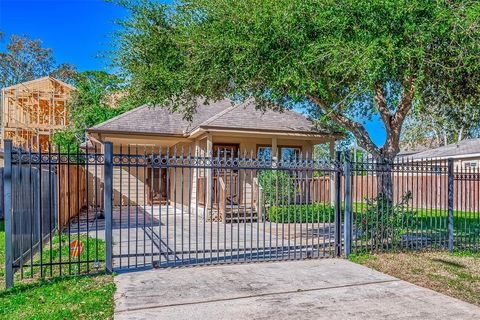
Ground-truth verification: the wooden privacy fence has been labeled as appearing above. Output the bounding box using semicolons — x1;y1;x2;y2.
293;174;479;211
347;174;480;211
295;176;332;203
57;164;87;229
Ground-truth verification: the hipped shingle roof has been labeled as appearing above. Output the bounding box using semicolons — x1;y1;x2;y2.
89;98;333;136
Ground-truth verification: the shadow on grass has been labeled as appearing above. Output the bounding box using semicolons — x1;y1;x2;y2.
431;258;466;269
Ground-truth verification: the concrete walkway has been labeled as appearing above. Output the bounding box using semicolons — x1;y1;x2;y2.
114;259;480;319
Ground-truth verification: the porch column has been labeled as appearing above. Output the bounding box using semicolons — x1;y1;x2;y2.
206;134;213;213
194;139;200;157
329;140;336;204
192;140;200;209
100;142;106;210
272;136;278;161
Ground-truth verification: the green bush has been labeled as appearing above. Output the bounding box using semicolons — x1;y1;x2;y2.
354;194;413;245
267;203;336;223
258;170;297;203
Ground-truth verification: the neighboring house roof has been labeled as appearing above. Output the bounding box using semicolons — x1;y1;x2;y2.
397;145;430;157
89;98;337;137
408;138;480;160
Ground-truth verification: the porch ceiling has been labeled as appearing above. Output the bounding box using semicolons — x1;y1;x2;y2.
88;132;190;148
194;128;339;144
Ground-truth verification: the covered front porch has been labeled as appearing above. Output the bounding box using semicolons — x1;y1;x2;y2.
192;130;337;222
87;128;339;222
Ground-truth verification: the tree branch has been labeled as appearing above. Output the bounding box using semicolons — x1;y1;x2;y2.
381;76;416;155
374;82;392;129
306;93;379;157
393;76;416;127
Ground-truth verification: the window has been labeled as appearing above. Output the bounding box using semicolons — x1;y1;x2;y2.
256;145;301;161
257;146;272;161
213;144;239;158
464;161;478;169
281;147;301;161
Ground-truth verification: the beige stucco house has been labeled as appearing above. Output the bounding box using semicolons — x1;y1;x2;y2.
86;98;341;220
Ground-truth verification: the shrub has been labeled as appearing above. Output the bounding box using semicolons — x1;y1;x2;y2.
258;170;297;203
354;194;413;246
267;203;336;223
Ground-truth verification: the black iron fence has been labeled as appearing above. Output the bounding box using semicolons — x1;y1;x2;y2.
345;155;480;254
3;140;480;288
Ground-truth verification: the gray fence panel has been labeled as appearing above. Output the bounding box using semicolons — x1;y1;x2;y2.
12;166;57;266
0;168;3;219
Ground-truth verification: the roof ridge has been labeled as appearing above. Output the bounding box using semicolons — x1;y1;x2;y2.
200;99;314;127
2;76;75;91
49;76;76;90
90;105;149;130
195;101;239;128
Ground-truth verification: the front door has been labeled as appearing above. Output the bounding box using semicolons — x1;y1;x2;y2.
213;144;240;204
147;167;168;204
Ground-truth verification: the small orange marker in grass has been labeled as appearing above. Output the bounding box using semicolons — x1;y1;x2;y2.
70;240;85;257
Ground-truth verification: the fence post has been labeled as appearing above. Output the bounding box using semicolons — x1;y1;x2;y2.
447;158;454;252
343;152;352;258
334;151;342;257
4;140;13;288
104;142;113;273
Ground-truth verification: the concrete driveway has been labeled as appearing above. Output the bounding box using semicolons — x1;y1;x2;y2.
114;259;480;319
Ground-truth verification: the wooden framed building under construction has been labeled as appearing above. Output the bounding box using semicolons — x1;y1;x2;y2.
1;77;75;152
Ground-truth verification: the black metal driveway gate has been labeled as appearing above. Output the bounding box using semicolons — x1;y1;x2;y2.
108;143;341;271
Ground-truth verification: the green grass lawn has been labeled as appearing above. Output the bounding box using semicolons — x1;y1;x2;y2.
0;220;115;320
19;233;107;279
267;202;479;250
268;202;480;229
350;251;480;306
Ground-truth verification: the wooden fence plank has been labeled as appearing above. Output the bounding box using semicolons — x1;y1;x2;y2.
57;165;87;229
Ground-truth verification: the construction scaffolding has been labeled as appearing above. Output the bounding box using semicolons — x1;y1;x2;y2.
1;77;74;152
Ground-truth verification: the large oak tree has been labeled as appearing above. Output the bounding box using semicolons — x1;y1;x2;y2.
113;0;480;163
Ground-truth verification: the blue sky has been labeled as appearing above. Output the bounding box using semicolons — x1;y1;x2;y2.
0;0;128;71
0;0;386;146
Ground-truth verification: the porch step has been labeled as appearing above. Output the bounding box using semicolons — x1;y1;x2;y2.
223;206;259;223
224;215;259;223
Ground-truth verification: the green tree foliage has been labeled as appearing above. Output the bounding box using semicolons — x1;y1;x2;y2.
113;0;480;161
0;33;76;88
52;71;134;152
401;101;480;149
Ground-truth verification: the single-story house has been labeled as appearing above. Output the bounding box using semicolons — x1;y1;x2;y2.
402;138;480;170
86;98;342;219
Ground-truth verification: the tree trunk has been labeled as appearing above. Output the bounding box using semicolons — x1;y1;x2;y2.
371;152;396;248
374;152;395;204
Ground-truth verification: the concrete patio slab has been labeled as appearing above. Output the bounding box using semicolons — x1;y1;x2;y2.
114;259;480;319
